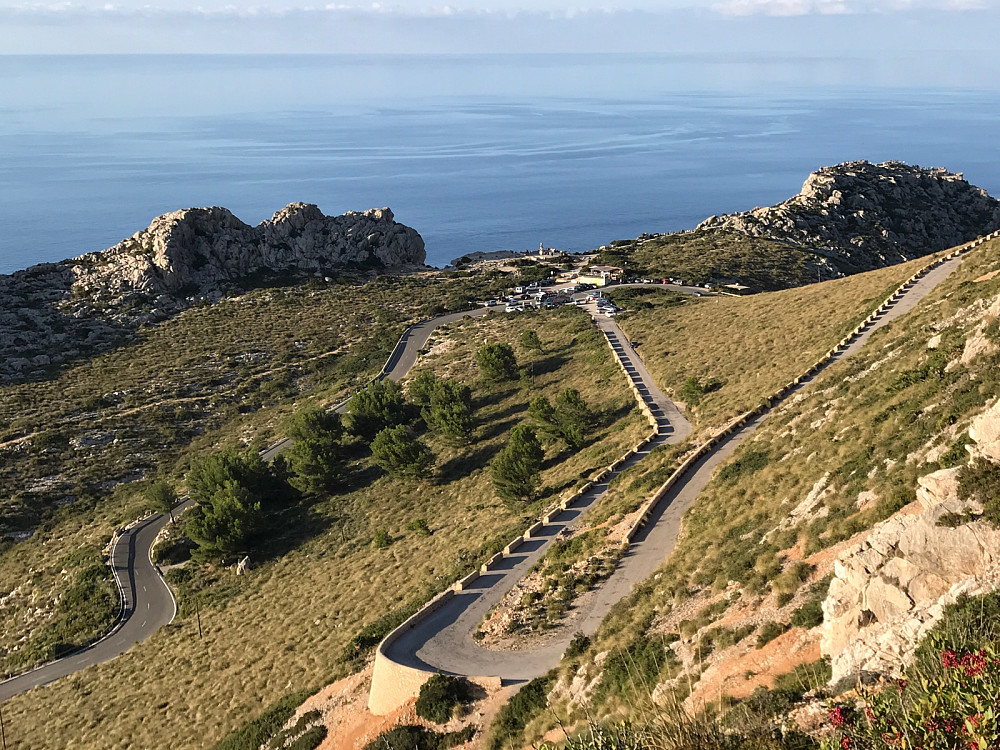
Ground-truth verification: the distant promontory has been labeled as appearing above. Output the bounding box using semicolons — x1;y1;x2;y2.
0;204;426;383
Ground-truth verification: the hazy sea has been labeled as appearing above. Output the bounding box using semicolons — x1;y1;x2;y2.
2;54;1000;274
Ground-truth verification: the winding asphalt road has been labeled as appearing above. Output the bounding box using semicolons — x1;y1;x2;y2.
0;501;191;701
381;252;970;683
0;255;961;700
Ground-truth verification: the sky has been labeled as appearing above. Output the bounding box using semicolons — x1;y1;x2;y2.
2;0;1000;56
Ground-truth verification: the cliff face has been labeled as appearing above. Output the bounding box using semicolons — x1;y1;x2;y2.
0;204;425;383
71;203;425;302
697;161;1000;273
821;399;1000;683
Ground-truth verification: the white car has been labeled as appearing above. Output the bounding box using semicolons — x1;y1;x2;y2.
484;299;497;307
604;310;617;317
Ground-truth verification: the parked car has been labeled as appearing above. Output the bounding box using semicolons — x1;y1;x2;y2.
484;299;497;307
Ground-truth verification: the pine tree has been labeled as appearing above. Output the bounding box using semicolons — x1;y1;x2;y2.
491;424;544;504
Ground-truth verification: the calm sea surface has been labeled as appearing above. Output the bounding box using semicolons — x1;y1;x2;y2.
2;54;1000;274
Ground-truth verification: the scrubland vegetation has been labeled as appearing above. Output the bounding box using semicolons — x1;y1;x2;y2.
596;230;821;290
0;296;646;749
506;239;1000;750
607;257;933;432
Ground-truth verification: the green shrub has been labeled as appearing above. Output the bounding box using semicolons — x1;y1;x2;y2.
593;636;677;705
957;458;1000;526
211;690;312;750
415;674;474;724
372;529;393;549
476;343;519;382
563;632;591;661
823;640;1000;750
405;518;432;536
489;672;555;750
287;726;328;750
717;450;770;485
790;600;824;629
364;724;476;750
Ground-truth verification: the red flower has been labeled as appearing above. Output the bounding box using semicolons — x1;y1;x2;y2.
942;649;959;668
841;737;853;750
829;706;849;728
895;678;908;692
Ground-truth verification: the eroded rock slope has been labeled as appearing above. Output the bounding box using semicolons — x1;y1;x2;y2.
0;204;425;382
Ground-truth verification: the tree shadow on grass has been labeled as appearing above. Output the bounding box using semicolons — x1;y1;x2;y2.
436;442;504;481
472;386;519;410
252;499;335;563
475;416;523;442
524;353;568;377
597;400;638;427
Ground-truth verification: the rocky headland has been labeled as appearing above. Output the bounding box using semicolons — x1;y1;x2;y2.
0;204;425;382
697;160;1000;275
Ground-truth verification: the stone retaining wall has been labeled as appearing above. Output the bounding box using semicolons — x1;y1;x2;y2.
618;230;999;546
368;310;663;714
367;232;1000;715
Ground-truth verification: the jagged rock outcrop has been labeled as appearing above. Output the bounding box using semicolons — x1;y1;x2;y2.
0;204;425;382
71;203;425;302
698;161;1000;273
820;399;1000;683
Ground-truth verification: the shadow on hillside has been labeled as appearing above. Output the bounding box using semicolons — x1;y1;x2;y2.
253;500;335;562
522;353;568;378
598;400;640;428
476;416;523;442
437;442;504;481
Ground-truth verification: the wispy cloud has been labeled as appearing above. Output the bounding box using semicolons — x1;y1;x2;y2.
712;0;992;13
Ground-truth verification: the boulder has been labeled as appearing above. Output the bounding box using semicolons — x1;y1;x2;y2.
968;399;1000;464
821;458;1000;682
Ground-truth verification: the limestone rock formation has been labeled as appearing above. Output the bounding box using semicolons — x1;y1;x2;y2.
71;204;425;303
820;400;1000;682
0;204;425;383
698;161;1000;273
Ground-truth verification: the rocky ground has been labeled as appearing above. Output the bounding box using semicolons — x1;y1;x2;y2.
0;203;426;383
698;160;1000;275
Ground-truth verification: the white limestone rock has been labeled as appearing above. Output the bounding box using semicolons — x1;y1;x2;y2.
697;161;1000;273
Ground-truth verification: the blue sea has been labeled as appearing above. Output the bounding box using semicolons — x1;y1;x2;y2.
2;54;1000;274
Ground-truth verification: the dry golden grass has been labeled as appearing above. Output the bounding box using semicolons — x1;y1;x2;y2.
0;272;517;671
562;240;1000;726
0;306;646;750
610;257;932;434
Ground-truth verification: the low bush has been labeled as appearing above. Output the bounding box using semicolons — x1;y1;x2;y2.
405;518;432;536
823;641;1000;750
489;672;555;750
957;458;1000;526
790;600;824;629
211;690;312;750
593;636;678;705
364;724;476;750
563;632;591;661
415;674;474;724
717;450;770;485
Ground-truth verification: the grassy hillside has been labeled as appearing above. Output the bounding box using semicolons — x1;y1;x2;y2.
0;271;526;676
597;230;820;291
606;256;930;435
0;305;647;750
535;239;1000;740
